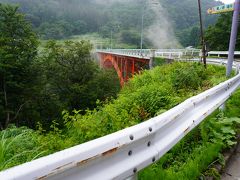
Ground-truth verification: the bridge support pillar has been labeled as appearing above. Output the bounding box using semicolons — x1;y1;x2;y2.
131;60;135;75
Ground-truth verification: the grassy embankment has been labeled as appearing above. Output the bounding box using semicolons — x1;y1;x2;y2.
39;33;137;51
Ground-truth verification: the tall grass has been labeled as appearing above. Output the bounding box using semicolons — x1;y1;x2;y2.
0;126;45;170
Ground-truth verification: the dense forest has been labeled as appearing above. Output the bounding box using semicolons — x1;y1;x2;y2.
0;4;120;130
0;0;221;47
205;12;240;51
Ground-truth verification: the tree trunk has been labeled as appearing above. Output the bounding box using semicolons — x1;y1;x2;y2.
3;78;10;128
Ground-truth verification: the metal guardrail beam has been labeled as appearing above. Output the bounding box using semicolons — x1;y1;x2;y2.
0;60;240;179
208;51;240;57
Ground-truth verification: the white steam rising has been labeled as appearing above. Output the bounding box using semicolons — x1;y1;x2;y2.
94;0;180;48
146;0;181;48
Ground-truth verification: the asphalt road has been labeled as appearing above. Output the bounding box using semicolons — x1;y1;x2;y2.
222;143;240;180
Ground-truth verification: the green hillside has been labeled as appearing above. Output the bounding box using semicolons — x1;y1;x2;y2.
0;0;222;47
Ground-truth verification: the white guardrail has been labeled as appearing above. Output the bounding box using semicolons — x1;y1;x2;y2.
208;51;240;57
0;59;240;180
97;49;201;59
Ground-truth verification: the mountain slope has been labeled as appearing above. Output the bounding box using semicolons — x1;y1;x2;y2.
0;0;222;47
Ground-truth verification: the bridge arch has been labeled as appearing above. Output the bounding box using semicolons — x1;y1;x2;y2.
102;54;124;86
98;52;149;86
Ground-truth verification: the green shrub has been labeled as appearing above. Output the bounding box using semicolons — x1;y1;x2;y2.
171;63;207;90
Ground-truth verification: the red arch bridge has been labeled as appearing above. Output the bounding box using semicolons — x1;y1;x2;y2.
96;49;200;86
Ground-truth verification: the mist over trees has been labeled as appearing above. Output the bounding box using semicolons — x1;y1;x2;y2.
162;0;221;47
0;0;221;47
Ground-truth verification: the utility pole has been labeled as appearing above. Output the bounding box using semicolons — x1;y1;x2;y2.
140;1;159;52
198;0;207;68
140;0;147;53
226;0;240;77
140;13;144;52
110;30;113;49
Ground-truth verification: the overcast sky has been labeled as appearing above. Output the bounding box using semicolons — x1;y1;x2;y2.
219;0;235;4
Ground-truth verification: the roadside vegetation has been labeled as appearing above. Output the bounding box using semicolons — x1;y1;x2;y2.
140;90;240;179
1;61;237;175
1;2;240;179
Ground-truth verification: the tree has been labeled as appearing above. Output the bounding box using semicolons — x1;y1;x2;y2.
72;20;87;35
121;30;140;46
186;26;201;47
205;13;239;51
41;40;120;115
0;4;38;129
205;14;229;50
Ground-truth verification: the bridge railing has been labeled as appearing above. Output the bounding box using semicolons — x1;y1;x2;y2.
155;49;200;59
183;58;239;71
97;49;201;59
97;49;152;58
0;60;240;180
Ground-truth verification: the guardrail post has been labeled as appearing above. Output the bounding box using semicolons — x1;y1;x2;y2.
219;103;225;111
237;65;240;74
